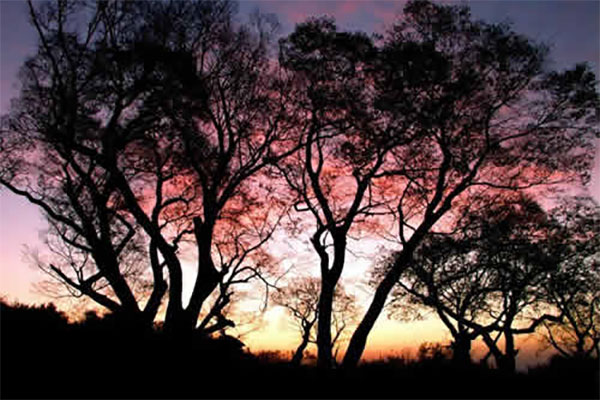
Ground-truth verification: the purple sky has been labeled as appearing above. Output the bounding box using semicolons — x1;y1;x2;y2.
1;0;599;304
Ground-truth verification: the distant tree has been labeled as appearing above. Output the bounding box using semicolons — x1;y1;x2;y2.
343;0;598;367
380;193;596;373
272;277;358;366
416;341;452;363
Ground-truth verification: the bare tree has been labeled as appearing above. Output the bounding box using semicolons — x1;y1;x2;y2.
272;277;358;366
277;0;597;369
141;2;296;333
379;194;589;372
467;197;561;372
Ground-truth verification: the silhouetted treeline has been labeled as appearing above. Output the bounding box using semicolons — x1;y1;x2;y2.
1;300;598;399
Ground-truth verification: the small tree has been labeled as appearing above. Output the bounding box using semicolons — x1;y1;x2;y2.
382;194;594;372
471;197;560;372
272;277;358;366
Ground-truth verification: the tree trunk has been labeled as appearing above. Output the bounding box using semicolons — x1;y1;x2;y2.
342;247;414;368
187;220;220;326
315;235;346;369
451;334;472;366
93;250;141;317
342;271;397;367
317;279;335;368
481;330;517;374
186;257;220;328
143;239;168;322
291;330;312;366
163;249;186;333
574;338;586;359
500;330;517;373
107;164;185;328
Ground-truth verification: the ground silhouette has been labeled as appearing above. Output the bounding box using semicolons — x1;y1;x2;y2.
1;300;597;399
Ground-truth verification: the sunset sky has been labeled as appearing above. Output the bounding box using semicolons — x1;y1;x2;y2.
1;0;599;365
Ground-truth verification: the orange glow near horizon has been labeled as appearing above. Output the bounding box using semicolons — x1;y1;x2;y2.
0;238;559;371
242;307;557;370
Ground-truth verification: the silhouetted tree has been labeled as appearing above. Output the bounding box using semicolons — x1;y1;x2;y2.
136;2;295;333
342;0;598;367
272;277;358;366
278;14;426;368
376;234;491;366
0;0;169;328
376;194;549;368
380;194;594;373
469;197;560;373
541;197;600;359
1;0;293;334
